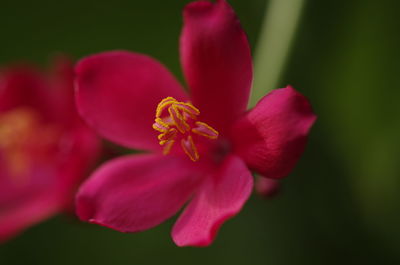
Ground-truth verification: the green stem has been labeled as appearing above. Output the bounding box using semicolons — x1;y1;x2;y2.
250;0;305;107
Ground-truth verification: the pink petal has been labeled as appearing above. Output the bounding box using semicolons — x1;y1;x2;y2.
76;154;205;233
0;65;55;122
172;155;253;247
0;162;61;242
0;58;100;241
75;51;188;151
47;56;79;126
231;86;317;179
0;58;84;126
0;191;61;242
0;125;100;242
180;0;253;134
56;125;101;211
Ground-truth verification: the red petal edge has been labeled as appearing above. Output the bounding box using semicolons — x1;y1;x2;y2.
172;155;253;247
231;86;317;178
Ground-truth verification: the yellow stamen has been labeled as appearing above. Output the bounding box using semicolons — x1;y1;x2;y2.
152;118;169;133
0;108;37;180
153;97;219;162
168;105;189;133
192;121;219;139
158;128;177;141
0;108;59;183
181;135;199;162
156;97;176;118
162;140;175;155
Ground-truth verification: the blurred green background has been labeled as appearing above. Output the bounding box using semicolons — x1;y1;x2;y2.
1;0;399;264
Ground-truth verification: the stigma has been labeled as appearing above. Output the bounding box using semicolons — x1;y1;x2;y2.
152;97;218;161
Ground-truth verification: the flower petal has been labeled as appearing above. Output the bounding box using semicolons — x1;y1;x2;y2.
0;65;55;121
76;154;204;233
75;51;188;151
172;155;253;247
0;195;60;242
47;56;78;126
0;124;99;242
0;162;61;242
231;86;317;179
56;125;101;211
180;0;253;134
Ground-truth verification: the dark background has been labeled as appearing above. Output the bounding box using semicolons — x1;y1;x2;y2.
1;0;399;264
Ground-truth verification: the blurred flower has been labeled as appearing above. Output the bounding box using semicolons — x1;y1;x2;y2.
75;0;316;247
0;57;100;242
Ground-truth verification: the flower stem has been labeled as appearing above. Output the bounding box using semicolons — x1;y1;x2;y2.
250;0;305;107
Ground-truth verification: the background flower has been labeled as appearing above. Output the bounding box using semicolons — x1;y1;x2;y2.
0;58;100;242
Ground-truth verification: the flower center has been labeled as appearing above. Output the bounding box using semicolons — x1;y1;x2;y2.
153;97;219;161
0;108;59;183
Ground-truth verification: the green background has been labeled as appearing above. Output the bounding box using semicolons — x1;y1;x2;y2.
1;0;399;264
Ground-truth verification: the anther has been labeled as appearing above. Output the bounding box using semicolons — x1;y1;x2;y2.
181;135;199;162
153;97;219;161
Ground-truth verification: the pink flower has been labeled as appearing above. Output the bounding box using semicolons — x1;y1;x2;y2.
0;58;100;242
75;0;316;247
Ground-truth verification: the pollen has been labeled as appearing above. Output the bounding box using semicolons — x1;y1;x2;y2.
153;97;218;161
